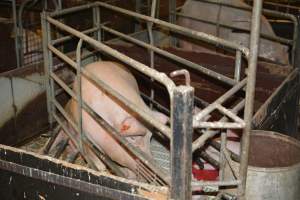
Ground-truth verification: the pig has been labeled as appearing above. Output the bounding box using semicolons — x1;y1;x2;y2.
177;0;289;65
49;61;168;178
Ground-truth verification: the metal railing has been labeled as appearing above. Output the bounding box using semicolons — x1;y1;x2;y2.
41;1;266;199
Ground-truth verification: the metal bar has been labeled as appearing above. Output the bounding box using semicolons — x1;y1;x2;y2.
76;39;84;152
52;99;78;133
198;150;220;169
41;124;61;155
210;140;240;162
169;0;177;47
293;16;300;70
193;78;247;124
216;104;245;125
219;129;227;180
93;6;101;43
53;113;111;171
101;25;237;86
192;99;245;152
170;86;194;200
83;135;126;177
96;1;250;57
52;27;100;45
48;44;76;67
41;12;53;127
12;0;20;68
47;17;176;93
234;51;242;81
49;2;98;17
238;0;263;198
195;122;245;129
50;72;77;99
147;0;157;109
192;180;240;187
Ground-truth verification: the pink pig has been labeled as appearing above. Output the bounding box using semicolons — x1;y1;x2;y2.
50;61;168;177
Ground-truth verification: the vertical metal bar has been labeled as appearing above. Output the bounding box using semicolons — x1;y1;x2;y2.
147;0;157;109
93;6;101;61
169;0;176;47
57;0;62;10
41;12;54;129
171;86;194;200
12;0;20;68
238;0;263;199
76;39;84;152
93;6;101;41
47;19;56;129
293;16;300;70
135;0;142;31
156;0;160;18
219;131;227;180
234;50;242;81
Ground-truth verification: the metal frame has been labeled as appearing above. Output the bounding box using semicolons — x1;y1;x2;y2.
41;1;265;199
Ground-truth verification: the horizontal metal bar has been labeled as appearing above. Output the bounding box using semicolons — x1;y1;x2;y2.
49;2;98;17
48;44;77;67
195;121;245;129
102;25;237;86
96;1;250;58
52;27;100;45
176;12;292;45
192;180;240;188
192;99;245;152
46;16;176;94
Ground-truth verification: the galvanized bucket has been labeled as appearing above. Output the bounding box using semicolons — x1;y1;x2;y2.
225;130;300;200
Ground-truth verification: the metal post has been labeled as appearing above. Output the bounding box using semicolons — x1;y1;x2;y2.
238;0;263;199
294;16;300;70
12;0;20;68
170;86;194;200
93;6;101;61
147;0;157;109
41;12;54;129
76;39;84;152
169;0;176;47
234;50;242;81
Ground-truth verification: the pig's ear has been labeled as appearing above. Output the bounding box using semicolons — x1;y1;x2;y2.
120;117;147;136
152;111;169;125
